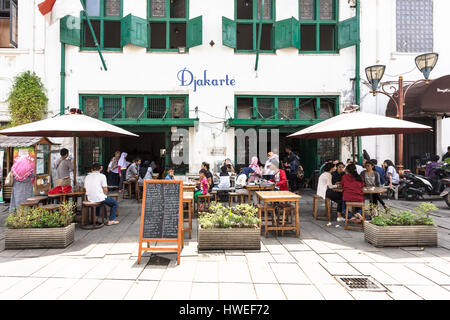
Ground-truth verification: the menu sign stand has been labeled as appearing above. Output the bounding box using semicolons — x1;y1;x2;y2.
137;180;184;265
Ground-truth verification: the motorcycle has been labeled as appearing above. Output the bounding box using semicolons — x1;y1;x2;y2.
401;164;449;200
440;177;450;208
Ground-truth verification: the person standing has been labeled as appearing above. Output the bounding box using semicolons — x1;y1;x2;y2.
54;148;74;187
107;151;120;188
9;156;35;213
84;163;119;226
118;152;128;193
285;146;300;192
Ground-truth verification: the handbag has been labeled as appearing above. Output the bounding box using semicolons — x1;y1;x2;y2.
5;171;13;186
297;165;305;180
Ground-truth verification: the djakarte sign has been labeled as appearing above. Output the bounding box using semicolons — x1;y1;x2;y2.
177;68;236;92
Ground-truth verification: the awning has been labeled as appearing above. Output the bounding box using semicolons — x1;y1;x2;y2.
0;136;59;148
386;75;450;118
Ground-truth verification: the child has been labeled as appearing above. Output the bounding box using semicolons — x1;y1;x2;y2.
340;163;364;223
165;168;175;180
195;169;209;210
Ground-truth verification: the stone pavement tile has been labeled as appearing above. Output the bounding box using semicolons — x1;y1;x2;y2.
362;251;395;263
219;283;257;300
139;265;167;281
302;239;335;254
87;279;135;300
85;243;115;258
406;285;450;300
377;248;425;263
60;241;97;257
84;259;123;280
444;286;450;292
162;261;198;282
373;263;435;286
315;284;354;300
103;254;132;260
124;280;159;300
190;282;219;300
279;238;311;251
349;263;401;285
264;242;290;255
405;264;450;286
0;249;21;258
219;261;252;283
105;257;149;280
270;263;311;284
225;255;248;262
386;285;423;300
58;279;102;300
197;252;226;262
0;277;47;300
245;252;275;263
319;262;361;276
193;261;219;283
425;248;450;262
0;276;23;294
247;262;278;284
14;249;49;258
336;250;376;263
106;241;137;256
290;251;326;264
22;278;78;300
0;256;56;277
225;250;245;256
281;284;324;300
272;254;296;263
31;258;74;278
254;283;286;300
428;263;450;277
297;262;337;285
153;281;192;300
53;258;101;279
320;253;348;263
349;291;393;300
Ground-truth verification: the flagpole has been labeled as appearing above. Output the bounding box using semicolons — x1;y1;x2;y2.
254;0;264;72
79;0;107;71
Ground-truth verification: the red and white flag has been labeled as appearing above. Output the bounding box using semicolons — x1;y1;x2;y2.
38;0;83;25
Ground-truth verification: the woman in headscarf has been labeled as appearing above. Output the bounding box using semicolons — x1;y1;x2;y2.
248;156;262;183
9;156;35;213
118;152;128;193
138;160;153;186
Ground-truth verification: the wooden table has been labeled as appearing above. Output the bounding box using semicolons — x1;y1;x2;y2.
246;184;275;204
183;191;194;239
255;191;302;237
331;186;388;208
48;191;85;204
183;184;196;192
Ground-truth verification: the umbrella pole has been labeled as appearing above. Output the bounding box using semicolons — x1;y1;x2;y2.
352;135;356;163
73;137;77;188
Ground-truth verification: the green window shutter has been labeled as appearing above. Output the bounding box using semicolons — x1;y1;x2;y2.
60;15;81;47
121;14;149;48
338;16;359;49
222;16;236;49
187;16;203;48
274;17;300;50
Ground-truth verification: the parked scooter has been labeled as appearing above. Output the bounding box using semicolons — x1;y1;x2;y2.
401;164;449;200
440;177;450;208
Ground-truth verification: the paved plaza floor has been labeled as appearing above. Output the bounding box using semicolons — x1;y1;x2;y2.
0;190;449;300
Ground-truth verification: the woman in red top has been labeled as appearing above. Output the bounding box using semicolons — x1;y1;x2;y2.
340;163;364;223
269;163;289;191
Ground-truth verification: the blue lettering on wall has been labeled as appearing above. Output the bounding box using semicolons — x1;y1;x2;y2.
177;68;236;92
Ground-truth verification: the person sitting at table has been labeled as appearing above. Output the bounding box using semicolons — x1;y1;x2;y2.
201;162;214;192
361;160;388;210
84;162;119;226
222;158;235;174
425;155;441;179
340;163;364;223
383;159;399;188
235;167;253;197
194;169;209;210
263;152;279;180
332;162;345;185
248;156;262;183
126;158;141;184
319;159;333;174
317;163;344;222
165;167;175;180
54;148;74;187
371;159;386;186
217;165;231;189
138;160;153;185
269;163;288;191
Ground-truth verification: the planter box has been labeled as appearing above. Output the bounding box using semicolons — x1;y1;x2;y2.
5;223;75;250
198;227;261;250
364;221;437;247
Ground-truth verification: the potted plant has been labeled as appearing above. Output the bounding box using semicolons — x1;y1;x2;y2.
198;202;261;250
364;202;438;247
5;202;76;249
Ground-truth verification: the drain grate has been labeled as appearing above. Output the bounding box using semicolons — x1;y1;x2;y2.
335;276;387;292
147;255;171;266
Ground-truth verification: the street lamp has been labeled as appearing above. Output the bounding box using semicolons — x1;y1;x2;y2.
365;52;439;168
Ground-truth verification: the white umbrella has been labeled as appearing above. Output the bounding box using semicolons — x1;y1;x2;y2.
0;113;139;183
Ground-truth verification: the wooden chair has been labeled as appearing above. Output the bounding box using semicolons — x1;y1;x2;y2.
108;193;119;217
210;190;218;202
228;192;245;207
81;201;106;229
344;202;365;231
122;181;135;199
256;203;278;237
136;184;144;203
20;200;40;210
313;195;331;221
41;204;62;214
276;203;295;236
197;194;211;212
26;196;49;206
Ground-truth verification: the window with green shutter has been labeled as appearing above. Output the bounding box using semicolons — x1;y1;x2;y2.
274;17;300;50
148;0;202;51
121;14;148;48
337;16;359;49
60;15;81;47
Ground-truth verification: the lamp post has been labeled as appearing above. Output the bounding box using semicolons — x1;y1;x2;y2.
365;52;439;168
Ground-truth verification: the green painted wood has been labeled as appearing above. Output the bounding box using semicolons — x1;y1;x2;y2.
222;16;236;48
338;16;359;49
274;17;300;49
121;14;149;47
102;118;198;126
60;15;81;46
187;15;202;48
228;119;321;127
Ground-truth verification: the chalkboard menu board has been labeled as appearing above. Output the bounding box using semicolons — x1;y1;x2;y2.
141;181;181;239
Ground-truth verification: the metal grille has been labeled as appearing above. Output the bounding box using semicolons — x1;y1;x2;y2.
171;98;185;118
79;137;100;174
257;0;272;19
299;98;316;119
320;0;334;20
278;99;295;119
257;98;274;119
84;97;99;118
319;98;335;119
300;0;314;20
152;0;166;17
318;138;339;163
105;0;120;16
336;276;387;292
147;98;167;118
125;97;144;119
103;97;122;119
236;98;253;119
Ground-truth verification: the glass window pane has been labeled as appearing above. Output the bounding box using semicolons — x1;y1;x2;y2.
319;98;335;119
237;0;253;20
170;0;185;18
126;97;144;118
318;138;339;163
86;0;100;16
300;0;314;20
84;97;99;118
237;98;253;119
147;98;167;118
150;22;167;49
103;97;122;118
83;19;100;47
320;0;334;20
256;23;272;50
169;22;186;49
105;0;121;17
257;98;274;119
278;99;295;119
257;0;272;20
152;0;166;17
237;23;253;50
299;98;316;119
171;98;185;118
319;25;334;51
103;20;121;48
300;24;316;51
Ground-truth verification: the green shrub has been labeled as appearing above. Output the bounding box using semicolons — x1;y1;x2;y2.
370;202;436;227
198;202;260;229
5;202;76;229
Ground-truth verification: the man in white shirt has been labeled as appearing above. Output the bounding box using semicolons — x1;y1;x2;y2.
317;163;344;222
84;163;119;226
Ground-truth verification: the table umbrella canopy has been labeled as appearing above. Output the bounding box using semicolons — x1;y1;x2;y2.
0;114;139;138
